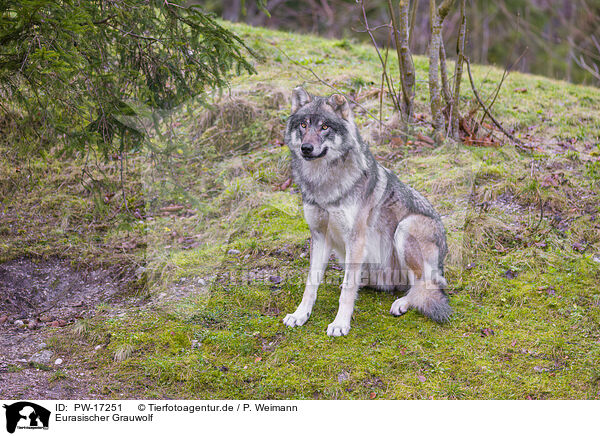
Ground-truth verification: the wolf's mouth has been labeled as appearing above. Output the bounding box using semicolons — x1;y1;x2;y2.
302;147;328;161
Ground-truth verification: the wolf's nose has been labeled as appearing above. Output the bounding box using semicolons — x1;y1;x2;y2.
301;143;314;155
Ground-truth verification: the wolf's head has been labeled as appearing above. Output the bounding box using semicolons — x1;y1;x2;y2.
285;86;358;163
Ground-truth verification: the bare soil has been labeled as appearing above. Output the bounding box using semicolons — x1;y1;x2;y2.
0;257;133;399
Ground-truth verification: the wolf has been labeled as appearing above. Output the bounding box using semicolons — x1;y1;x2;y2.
283;86;451;336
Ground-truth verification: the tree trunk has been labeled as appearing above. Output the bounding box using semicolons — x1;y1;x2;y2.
451;0;466;140
428;0;454;141
388;0;415;122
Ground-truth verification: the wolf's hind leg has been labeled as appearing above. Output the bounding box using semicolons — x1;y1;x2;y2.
390;218;451;323
283;230;331;328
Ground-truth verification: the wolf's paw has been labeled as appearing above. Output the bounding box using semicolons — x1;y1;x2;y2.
326;322;350;337
283;311;310;328
390;297;410;316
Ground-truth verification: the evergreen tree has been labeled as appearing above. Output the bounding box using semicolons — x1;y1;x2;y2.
0;0;256;157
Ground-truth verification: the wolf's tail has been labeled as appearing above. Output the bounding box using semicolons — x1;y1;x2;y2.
410;278;452;323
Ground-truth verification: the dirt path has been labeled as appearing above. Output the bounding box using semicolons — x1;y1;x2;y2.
0;258;131;399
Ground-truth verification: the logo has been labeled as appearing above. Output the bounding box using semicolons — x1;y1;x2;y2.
3;402;50;434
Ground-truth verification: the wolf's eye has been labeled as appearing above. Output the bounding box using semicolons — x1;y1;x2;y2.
300;122;307;129
321;124;329;130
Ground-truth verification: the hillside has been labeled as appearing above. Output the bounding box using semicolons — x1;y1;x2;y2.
1;22;599;399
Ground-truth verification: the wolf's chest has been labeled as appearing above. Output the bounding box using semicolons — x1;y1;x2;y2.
325;205;358;243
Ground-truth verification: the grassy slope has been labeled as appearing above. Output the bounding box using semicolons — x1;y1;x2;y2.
3;22;600;399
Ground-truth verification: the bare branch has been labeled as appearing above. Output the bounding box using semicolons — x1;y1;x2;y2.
408;0;419;47
273;45;384;125
359;1;402;113
572;53;600;82
465;57;530;150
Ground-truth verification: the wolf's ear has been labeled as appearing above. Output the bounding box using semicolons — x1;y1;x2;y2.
327;93;352;120
291;86;312;114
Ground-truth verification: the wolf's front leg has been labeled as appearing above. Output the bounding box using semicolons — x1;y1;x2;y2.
283;230;331;328
327;232;367;337
326;264;363;336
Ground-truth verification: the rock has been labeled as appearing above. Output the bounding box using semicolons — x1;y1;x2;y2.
27;320;38;330
54;358;63;365
30;350;53;366
198;278;206;286
94;345;103;351
14;320;24;327
227;249;241;255
135;266;146;278
38;343;48;350
0;315;7;324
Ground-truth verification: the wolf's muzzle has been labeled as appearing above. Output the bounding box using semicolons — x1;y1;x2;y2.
301;145;328;161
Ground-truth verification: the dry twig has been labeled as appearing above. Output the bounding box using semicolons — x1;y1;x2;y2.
465;57;531;151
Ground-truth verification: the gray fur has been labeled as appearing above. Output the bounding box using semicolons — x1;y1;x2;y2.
283;87;451;336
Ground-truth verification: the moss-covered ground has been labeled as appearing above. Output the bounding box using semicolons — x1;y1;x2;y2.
1;22;599;399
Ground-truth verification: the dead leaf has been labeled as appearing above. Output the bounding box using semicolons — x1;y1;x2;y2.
276;178;292;191
480;328;495;337
369;392;377;399
417;375;426;383
514;88;528;93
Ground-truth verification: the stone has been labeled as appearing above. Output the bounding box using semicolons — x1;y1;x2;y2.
30;350;53;366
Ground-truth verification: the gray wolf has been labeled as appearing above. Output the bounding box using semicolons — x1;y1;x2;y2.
283;86;451;336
